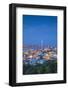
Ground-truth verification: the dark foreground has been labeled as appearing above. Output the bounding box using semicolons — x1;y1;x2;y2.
23;60;57;75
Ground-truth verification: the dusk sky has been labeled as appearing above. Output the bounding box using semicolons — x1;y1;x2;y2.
23;15;57;47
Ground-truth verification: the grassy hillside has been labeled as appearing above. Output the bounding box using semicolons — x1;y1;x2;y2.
23;60;57;75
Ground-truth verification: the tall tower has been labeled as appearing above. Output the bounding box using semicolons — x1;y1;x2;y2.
41;40;43;50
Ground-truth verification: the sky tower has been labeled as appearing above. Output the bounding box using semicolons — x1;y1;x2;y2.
41;40;43;50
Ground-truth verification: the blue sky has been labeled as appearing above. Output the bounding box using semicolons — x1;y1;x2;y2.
23;15;57;47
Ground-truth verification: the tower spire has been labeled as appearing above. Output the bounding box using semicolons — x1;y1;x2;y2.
41;40;43;50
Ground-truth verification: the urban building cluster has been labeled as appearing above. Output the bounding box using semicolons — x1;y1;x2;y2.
23;45;57;65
